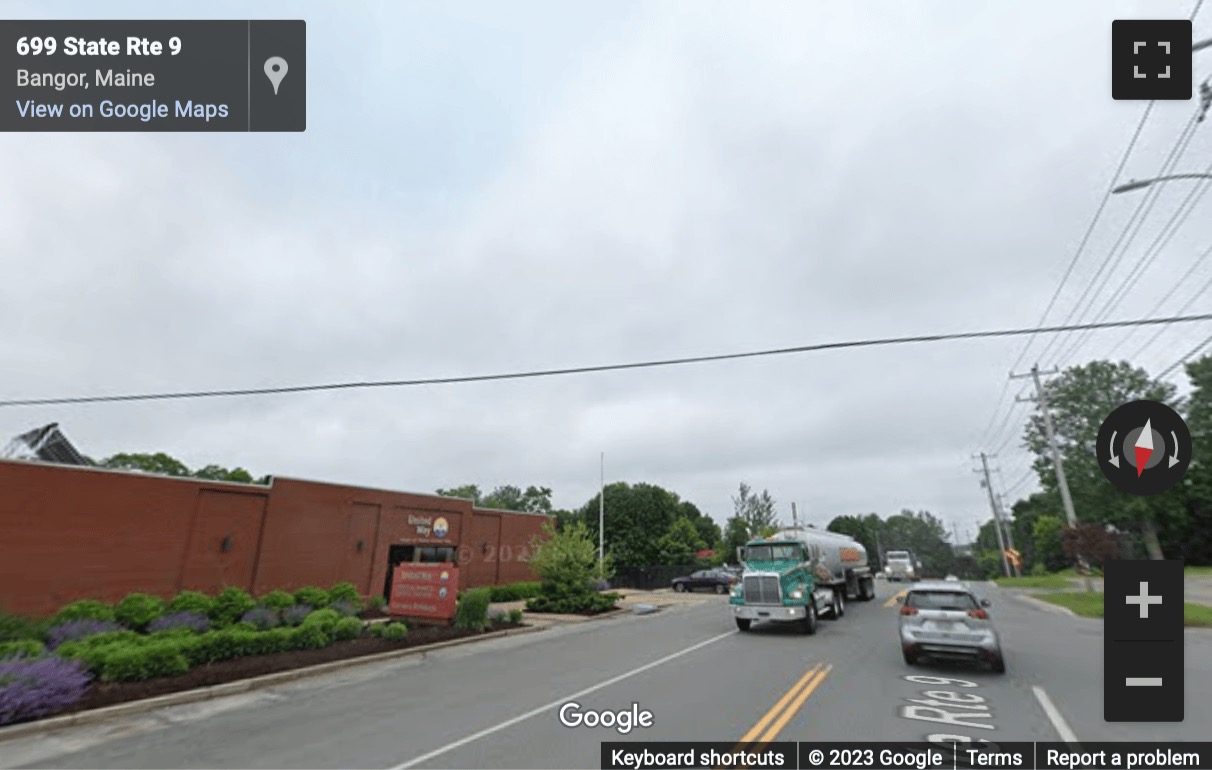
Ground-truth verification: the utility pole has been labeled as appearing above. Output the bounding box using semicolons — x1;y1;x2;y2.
994;493;1020;577
1012;364;1092;591
974;452;1012;577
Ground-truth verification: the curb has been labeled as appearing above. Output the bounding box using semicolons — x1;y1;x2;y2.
0;623;549;744
1012;592;1077;616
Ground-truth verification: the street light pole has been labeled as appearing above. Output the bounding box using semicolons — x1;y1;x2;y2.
1112;173;1212;194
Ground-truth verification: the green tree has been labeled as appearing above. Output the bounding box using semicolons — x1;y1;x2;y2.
692;515;722;550
101;452;191;477
732;483;779;535
436;484;483;504
578;482;695;568
1177;355;1212;565
656;517;707;565
193;464;255;483
721;515;751;563
481;485;554;513
1022;360;1180;559
1032;515;1066;572
525;520;620;614
881;510;954;577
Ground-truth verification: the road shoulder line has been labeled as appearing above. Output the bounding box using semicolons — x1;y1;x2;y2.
1032;685;1080;745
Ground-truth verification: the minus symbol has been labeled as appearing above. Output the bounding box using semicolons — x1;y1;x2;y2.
1125;677;1163;686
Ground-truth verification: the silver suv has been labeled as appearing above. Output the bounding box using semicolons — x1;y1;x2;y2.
897;581;1005;673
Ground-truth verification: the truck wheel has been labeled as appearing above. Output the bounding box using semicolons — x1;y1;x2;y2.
832;590;845;618
736;618;751;631
801;603;817;635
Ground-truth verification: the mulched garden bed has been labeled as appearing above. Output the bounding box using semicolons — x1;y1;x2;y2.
59;620;525;715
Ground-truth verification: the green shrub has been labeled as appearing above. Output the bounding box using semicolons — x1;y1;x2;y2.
368;595;387;611
99;640;190;682
179;628;284;665
258;590;295;611
289;625;330;650
454;588;492;631
0;639;45;659
210;587;256;627
371;621;407;641
167;590;214;617
487;582;542;602
50;599;115;626
114;593;166;631
507;608;524;624
331;617;363;641
300;608;341;635
0;609;48;642
327;582;361;606
526;591;621;615
151;627;197;640
253;627;296;655
293;586;330;609
54;633;144;674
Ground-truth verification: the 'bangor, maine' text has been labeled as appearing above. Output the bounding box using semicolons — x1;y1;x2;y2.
96;70;154;87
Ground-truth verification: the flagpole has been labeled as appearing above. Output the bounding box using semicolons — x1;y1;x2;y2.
599;452;605;575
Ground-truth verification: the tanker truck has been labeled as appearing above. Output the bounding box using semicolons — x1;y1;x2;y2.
729;528;876;633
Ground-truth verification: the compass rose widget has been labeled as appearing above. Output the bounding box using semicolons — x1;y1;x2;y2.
1096;399;1192;496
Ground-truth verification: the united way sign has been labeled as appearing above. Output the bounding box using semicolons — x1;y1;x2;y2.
388;564;458;622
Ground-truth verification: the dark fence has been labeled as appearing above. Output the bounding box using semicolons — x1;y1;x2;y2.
610;564;701;590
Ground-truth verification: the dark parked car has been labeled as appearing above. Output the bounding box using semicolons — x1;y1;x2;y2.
672;569;735;594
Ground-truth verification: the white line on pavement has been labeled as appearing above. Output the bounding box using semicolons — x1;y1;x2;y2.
385;630;737;770
1032;685;1080;745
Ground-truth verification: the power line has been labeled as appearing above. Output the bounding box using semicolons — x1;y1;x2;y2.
3;312;1212;408
1157;330;1212;380
1036;110;1201;365
1129;263;1212;361
1008;102;1154;373
978;101;1156;449
1059;149;1212;364
1107;238;1212;357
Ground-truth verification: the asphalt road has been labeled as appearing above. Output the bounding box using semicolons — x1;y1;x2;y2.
4;580;1210;769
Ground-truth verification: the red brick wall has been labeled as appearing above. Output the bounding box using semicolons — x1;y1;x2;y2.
0;459;550;618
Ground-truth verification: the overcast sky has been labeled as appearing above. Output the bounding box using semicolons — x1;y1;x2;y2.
3;1;1212;542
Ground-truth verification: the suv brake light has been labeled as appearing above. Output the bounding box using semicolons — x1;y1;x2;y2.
899;605;918;615
968;609;988;619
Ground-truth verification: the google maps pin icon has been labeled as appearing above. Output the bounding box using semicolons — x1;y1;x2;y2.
264;57;288;95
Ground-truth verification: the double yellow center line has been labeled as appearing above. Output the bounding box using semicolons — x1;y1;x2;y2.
735;663;833;746
882;588;907;608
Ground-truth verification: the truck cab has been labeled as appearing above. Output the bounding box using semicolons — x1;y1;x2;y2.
729;538;839;634
884;550;917;582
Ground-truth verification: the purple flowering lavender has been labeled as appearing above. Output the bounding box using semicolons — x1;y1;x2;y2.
147;611;210;634
239;606;280;631
328;599;360;617
0;656;92;726
281;605;312;626
45;620;124;651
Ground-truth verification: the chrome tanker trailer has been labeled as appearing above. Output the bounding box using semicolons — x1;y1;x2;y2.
773;527;876;604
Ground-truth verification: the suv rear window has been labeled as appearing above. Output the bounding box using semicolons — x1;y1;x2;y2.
906;590;977;611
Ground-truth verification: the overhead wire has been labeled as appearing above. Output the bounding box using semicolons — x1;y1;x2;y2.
1058;142;1212;364
1106;238;1212;358
974;102;1156;451
1129;262;1212;361
1035;110;1201;366
3;313;1212;408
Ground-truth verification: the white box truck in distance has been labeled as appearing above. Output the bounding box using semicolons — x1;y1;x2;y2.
884;550;918;581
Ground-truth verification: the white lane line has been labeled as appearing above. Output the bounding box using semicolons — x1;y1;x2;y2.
1032;685;1080;745
386;630;737;770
